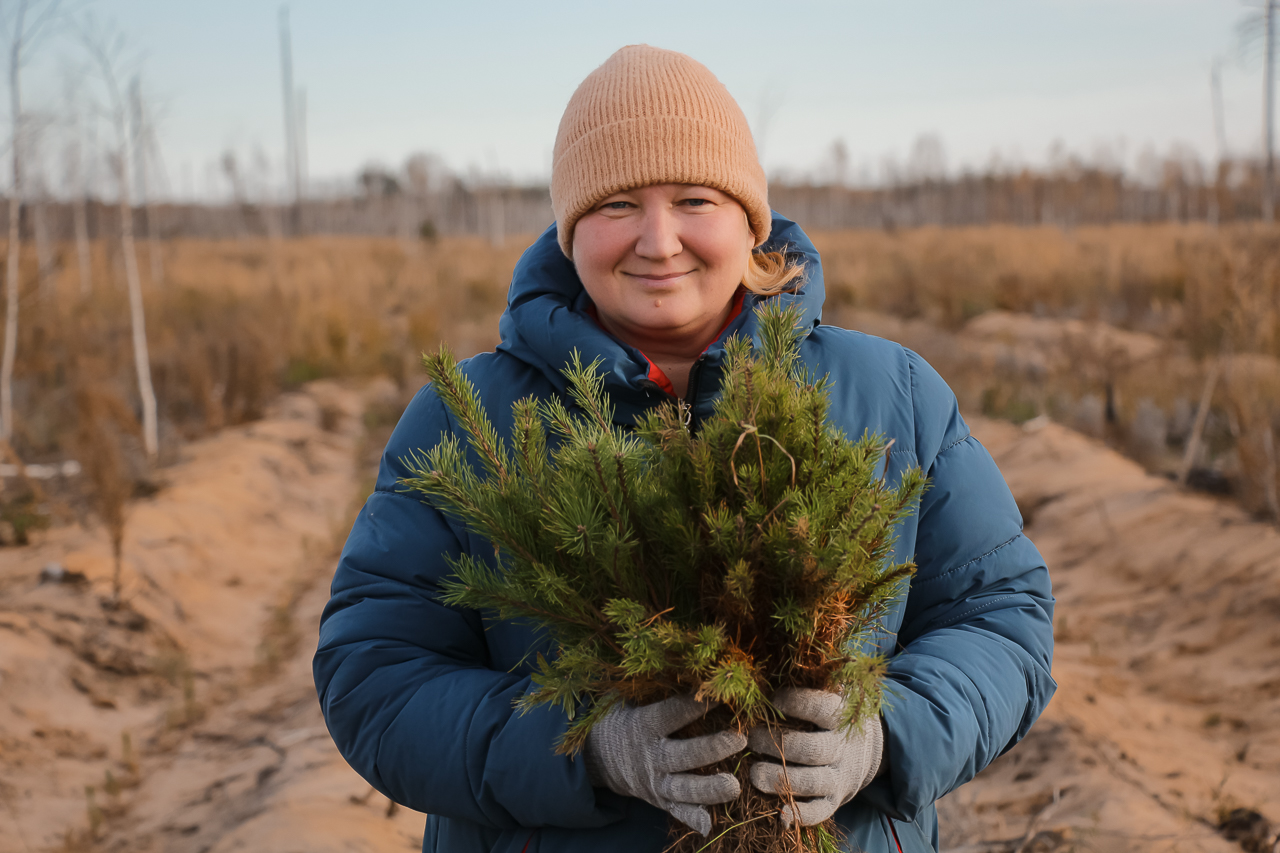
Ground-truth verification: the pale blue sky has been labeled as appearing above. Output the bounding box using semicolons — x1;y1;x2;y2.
18;0;1273;197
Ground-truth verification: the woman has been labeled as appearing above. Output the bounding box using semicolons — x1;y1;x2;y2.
314;45;1055;853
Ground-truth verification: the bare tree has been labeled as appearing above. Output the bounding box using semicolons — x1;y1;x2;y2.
251;145;284;286
26;114;55;300
1;0;62;444
295;85;307;202
129;75;163;286
63;102;93;294
80;23;158;460
1266;0;1276;221
1241;0;1278;220
1209;58;1228;226
279;4;302;233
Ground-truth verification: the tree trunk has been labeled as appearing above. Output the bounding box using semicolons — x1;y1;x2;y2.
130;78;163;287
139;166;163;287
86;42;160;461
1265;0;1276;222
0;192;17;443
0;3;25;444
65;113;94;295
120;188;157;460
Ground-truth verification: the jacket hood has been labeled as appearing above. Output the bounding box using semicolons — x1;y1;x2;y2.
495;211;825;424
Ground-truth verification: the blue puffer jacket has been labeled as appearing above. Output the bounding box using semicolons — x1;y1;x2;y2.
314;213;1056;853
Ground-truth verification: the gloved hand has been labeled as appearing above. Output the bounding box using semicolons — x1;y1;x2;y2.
584;694;747;837
748;687;884;827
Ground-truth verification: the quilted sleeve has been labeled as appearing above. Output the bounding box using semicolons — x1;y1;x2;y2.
861;351;1056;822
312;385;620;830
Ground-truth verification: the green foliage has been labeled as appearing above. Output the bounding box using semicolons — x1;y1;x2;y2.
400;303;926;757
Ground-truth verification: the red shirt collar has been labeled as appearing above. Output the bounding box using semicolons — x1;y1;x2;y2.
584;289;746;398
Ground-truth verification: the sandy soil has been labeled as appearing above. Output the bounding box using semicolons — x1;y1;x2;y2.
0;378;423;852
938;417;1280;853
2;381;1277;852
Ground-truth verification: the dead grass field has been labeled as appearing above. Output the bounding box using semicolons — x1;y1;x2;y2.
814;223;1280;517
3;234;524;458
4;221;1277;536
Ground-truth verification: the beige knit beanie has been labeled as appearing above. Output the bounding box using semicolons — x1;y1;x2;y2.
551;44;770;258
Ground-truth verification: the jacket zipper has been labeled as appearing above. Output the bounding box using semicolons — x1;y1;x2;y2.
684;355;708;433
888;817;905;853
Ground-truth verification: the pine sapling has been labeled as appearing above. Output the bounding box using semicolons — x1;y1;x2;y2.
401;303;926;852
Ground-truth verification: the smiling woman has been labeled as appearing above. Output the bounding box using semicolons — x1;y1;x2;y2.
555;45;803;398
314;43;1056;853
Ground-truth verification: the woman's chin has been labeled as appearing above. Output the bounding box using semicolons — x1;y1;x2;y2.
620;310;700;339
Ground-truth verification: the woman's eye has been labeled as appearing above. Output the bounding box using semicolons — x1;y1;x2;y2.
603;201;631;210
682;198;710;207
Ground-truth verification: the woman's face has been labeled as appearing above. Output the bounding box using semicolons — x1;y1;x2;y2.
571;183;754;351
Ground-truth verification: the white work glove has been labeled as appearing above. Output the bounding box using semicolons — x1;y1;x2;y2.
584;694;747;837
748;687;884;827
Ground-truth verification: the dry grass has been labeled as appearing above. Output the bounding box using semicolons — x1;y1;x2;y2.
5;234;528;459
814;223;1208;333
813;222;1280;518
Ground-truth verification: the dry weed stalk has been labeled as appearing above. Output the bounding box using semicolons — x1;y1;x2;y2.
73;386;137;604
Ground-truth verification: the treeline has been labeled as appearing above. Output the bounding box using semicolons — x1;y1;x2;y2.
4;184;554;244
770;159;1265;230
10;155;1277;242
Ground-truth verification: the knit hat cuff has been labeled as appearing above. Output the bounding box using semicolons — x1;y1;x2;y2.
552;115;771;258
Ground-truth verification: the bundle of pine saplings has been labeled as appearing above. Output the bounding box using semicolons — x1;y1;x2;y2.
401;304;926;853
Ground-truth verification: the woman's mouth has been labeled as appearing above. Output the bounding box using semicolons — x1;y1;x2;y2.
624;271;692;286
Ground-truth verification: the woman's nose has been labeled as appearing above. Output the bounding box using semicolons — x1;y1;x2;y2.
633;207;682;260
